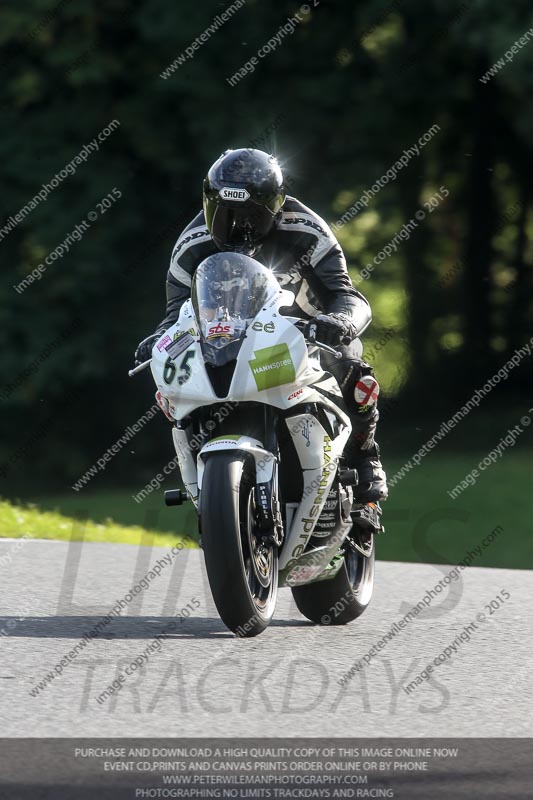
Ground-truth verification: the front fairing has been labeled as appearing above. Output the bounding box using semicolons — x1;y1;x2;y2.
150;258;331;418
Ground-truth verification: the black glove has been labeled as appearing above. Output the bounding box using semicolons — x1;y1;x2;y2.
135;333;160;366
304;313;358;347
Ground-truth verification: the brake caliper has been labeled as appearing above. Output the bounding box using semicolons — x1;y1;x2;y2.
255;480;283;546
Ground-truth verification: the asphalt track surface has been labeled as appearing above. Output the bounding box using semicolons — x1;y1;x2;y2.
0;539;532;738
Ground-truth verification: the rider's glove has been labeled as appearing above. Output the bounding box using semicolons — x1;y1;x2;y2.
135;333;160;366
305;313;358;348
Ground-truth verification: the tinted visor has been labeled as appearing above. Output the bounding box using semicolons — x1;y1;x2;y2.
205;201;276;250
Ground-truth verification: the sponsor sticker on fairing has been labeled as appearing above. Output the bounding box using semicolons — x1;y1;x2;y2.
156;334;172;352
155;390;174;421
206;321;235;338
165;332;194;359
203;436;241;448
287;387;304;402
354;375;380;406
249;344;296;391
219;187;250;201
174;327;196;338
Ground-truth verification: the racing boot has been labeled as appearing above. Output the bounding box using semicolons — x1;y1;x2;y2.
344;413;388;503
343;419;387;539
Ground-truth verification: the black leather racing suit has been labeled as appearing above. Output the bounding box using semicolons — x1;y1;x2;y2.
154;196;383;481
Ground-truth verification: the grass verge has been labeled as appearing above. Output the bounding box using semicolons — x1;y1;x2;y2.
4;449;532;568
0;498;195;548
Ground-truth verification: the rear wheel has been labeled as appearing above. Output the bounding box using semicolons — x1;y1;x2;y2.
201;452;278;636
291;531;375;625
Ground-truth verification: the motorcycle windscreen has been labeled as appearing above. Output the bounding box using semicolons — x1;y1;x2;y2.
192;252;279;366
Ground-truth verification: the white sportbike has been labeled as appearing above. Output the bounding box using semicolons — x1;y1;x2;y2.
131;252;380;637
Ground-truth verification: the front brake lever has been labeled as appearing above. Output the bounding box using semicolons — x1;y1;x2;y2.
313;341;343;359
292;317;343;359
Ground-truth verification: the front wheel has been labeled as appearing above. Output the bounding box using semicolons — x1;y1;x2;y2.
200;452;278;637
291;533;375;625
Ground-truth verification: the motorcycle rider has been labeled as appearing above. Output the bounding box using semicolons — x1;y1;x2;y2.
135;148;388;505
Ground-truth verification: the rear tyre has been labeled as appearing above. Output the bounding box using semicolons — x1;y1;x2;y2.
201;452;278;636
291;532;375;625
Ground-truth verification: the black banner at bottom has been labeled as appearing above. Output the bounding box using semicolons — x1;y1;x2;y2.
0;738;530;799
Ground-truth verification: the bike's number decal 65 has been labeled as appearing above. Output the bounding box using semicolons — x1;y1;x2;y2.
163;350;195;386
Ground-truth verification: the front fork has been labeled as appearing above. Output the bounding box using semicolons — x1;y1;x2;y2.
172;424;200;507
172;405;284;545
255;459;283;546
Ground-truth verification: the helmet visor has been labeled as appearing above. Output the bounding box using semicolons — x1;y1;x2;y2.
205;201;276;250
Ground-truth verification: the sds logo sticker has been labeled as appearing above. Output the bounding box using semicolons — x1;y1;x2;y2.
219;187;250;201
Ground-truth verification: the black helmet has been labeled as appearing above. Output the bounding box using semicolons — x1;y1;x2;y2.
203;148;285;254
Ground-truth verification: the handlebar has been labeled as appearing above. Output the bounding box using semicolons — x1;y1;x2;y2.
128;359;151;377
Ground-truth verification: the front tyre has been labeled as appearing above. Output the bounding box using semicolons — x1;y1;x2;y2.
200;452;278;637
291;535;375;625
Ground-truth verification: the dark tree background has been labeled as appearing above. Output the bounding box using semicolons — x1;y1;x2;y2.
1;0;532;492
